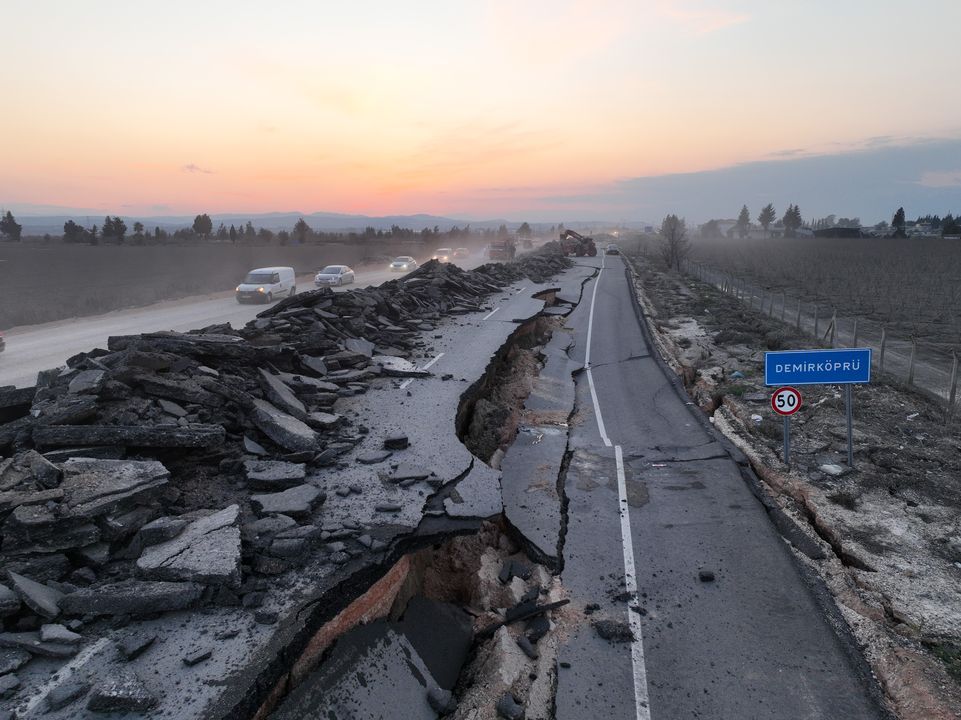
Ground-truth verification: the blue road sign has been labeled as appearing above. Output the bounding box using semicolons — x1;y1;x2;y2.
764;348;872;386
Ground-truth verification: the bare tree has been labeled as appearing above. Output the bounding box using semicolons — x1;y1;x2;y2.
659;214;689;270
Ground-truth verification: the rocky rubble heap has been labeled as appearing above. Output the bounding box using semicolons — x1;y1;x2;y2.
0;250;570;709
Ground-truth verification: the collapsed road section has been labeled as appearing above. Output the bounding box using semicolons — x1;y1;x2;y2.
0;249;595;719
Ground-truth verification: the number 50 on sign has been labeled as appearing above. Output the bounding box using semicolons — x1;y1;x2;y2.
771;387;802;416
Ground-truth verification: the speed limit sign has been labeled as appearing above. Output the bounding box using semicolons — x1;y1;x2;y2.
771;387;802;416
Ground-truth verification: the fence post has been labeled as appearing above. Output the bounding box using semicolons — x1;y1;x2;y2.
852;317;859;348
948;351;959;420
781;293;786;322
795;298;802;330
814;306;819;339
907;337;917;386
880;326;887;374
829;310;837;347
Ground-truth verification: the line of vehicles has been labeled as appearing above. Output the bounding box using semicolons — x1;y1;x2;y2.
234;247;475;304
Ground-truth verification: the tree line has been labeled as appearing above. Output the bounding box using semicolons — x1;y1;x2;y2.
0;210;542;245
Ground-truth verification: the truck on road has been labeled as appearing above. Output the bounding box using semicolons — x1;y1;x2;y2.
489;237;517;262
559;229;597;257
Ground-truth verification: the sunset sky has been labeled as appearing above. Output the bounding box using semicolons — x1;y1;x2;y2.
3;0;960;222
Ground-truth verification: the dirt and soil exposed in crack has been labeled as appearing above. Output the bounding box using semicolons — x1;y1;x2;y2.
628;253;961;719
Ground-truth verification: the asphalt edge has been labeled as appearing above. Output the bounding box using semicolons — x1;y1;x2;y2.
619;254;896;720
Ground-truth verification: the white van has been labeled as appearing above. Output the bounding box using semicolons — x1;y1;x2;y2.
236;266;296;304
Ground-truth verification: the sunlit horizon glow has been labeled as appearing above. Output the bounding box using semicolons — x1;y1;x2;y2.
3;0;961;221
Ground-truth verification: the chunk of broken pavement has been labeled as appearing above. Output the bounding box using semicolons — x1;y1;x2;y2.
8;571;63;619
139;515;190;546
357;450;392;465
87;671;157;713
0;584;20;617
59;458;169;518
258;369;308;420
244;435;269;456
0;673;20;699
496;693;525;720
116;632;156;661
250;485;323;519
373;355;430;377
250;399;320;453
40;623;81;645
0;647;30;675
47;679;90;711
136;505;241;587
67;369;106;395
59;579;203;617
244;460;307;490
0;632;78;658
384;434;409;450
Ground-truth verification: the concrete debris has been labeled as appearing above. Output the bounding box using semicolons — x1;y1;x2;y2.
592;619;635;643
46;679;90;710
183;647;213;666
250;484;323;519
0;250;574;716
139;515;190;546
244;459;307;489
0;673;19;698
384;433;409;450
0;631;77;658
59;579;203;616
0;584;20;617
40;623;81;644
60;458;169;517
116;631;156;660
251;399;320;452
8;571;63;619
87;670;158;712
496;692;526;720
0;647;30;674
136;505;242;587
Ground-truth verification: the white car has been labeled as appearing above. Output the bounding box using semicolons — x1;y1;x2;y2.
314;265;355;286
432;247;453;262
389;256;418;272
236;266;296;304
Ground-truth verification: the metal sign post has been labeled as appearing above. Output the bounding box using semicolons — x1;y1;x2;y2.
771;386;802;465
844;384;854;466
765;348;872;469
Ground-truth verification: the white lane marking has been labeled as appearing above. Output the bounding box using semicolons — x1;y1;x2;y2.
584;253;612;447
516;286;528;294
398;352;445;390
421;352;445;370
483;307;501;320
22;637;111;715
584;254;652;720
615;444;652;720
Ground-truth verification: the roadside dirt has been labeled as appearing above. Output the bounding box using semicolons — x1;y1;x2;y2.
627;253;961;719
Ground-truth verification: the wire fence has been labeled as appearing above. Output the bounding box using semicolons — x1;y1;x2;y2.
681;259;961;418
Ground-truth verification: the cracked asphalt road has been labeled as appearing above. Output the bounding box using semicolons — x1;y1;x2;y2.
554;254;887;720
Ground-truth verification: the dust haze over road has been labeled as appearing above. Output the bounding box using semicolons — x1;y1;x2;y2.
0;258;485;389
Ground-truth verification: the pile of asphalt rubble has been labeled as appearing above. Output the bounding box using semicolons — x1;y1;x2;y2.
0;248;571;715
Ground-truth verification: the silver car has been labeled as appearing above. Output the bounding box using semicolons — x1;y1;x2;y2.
389;256;418;272
314;265;355;286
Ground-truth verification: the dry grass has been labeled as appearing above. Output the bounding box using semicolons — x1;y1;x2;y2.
692;236;961;344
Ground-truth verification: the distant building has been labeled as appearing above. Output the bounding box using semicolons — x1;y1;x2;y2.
813;226;863;238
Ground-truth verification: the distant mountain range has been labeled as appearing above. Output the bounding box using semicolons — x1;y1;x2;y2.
8;209;638;236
